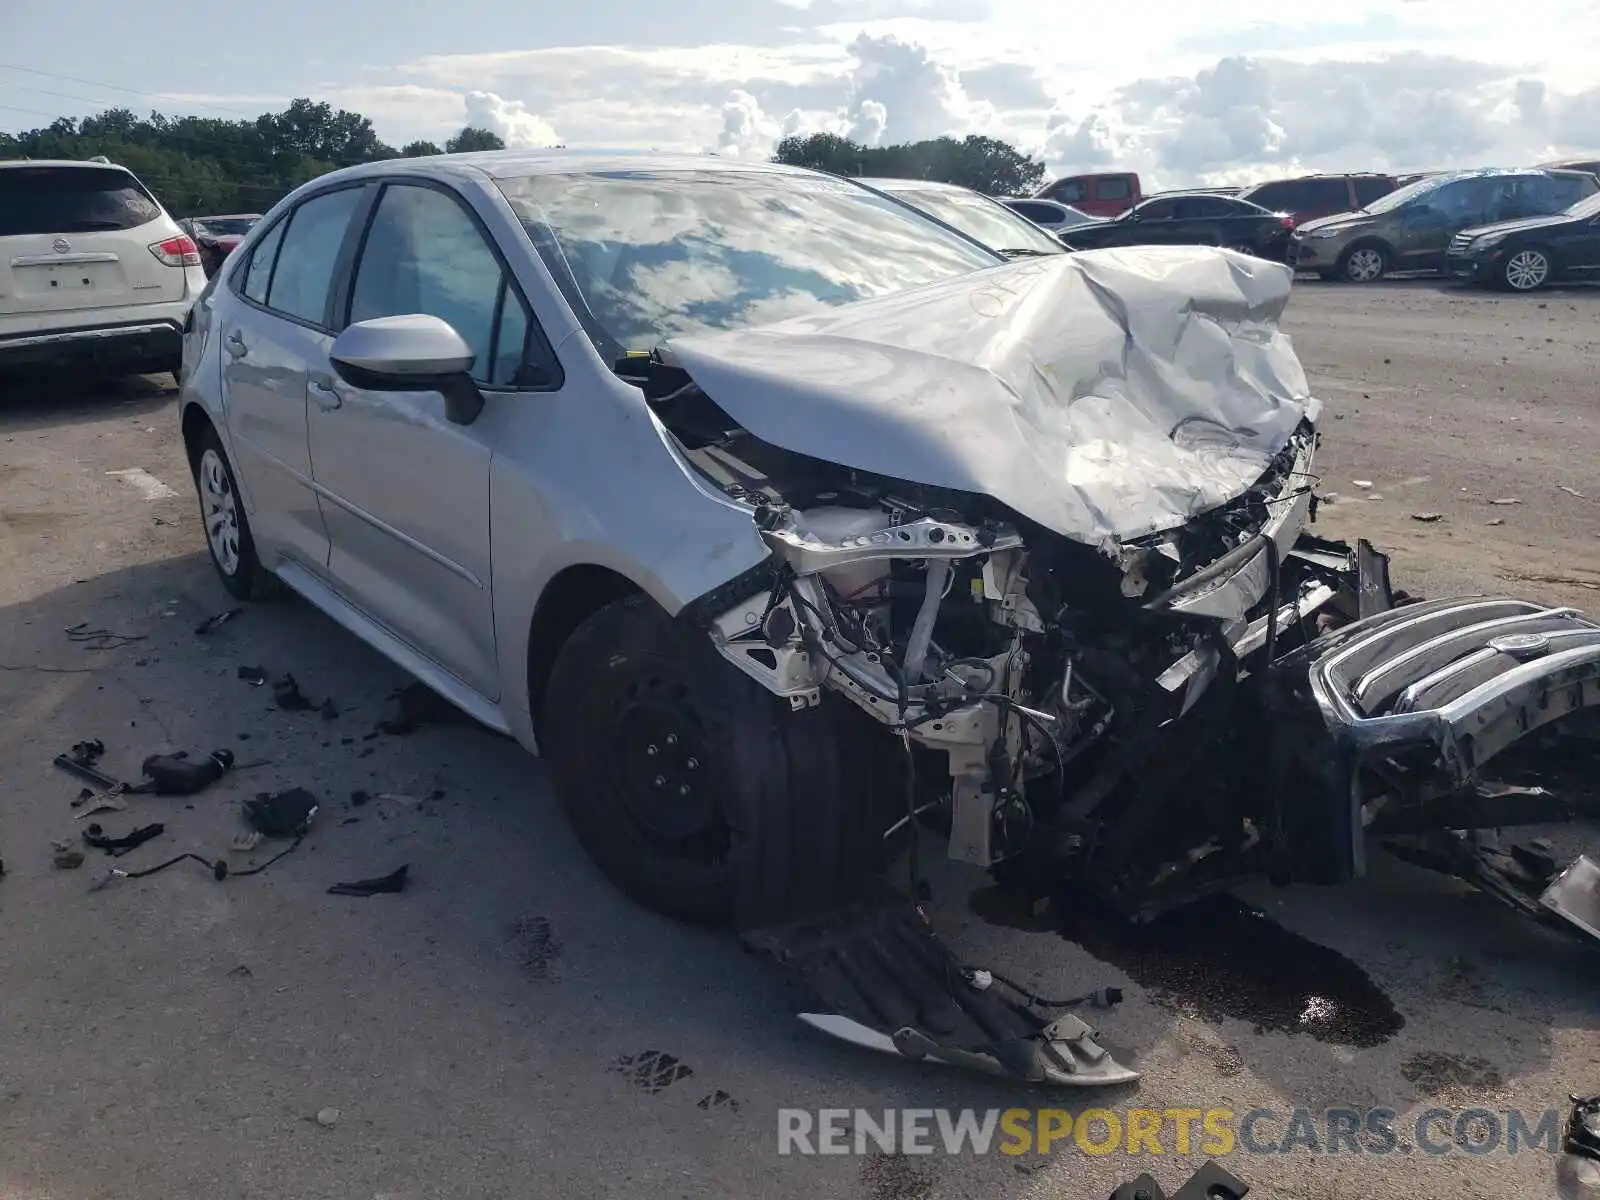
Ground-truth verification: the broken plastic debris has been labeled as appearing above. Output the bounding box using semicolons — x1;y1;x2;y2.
194;607;241;636
74;794;127;819
243;788;319;837
327;863;409;897
272;674;317;711
1487;518;1505;526
138;748;236;796
83;822;165;856
1559;485;1586;499
53;849;85;870
230;832;263;852
1490;497;1522;505
1411;512;1443;523
316;1107;340;1127
377;682;463;735
237;664;267;686
1352;479;1374;489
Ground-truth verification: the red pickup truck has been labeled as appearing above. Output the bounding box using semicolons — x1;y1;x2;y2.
1033;172;1142;217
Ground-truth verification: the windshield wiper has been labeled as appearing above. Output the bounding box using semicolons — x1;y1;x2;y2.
997;247;1056;258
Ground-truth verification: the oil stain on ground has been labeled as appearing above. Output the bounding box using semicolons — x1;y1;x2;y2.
971;885;1404;1049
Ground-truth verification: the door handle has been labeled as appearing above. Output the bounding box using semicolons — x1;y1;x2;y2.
308;377;342;410
224;330;248;358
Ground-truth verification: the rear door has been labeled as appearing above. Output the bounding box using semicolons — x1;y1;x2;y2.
218;184;367;575
0;165;187;318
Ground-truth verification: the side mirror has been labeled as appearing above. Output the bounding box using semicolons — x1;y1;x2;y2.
329;314;485;425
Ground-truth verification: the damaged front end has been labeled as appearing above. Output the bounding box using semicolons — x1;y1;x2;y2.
631;249;1600;1085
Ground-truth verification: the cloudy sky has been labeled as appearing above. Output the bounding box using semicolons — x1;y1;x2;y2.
3;0;1597;187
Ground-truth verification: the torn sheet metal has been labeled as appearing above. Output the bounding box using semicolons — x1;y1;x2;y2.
668;246;1316;546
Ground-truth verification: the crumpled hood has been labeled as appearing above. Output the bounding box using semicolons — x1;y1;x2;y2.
1295;212;1369;235
667;246;1318;547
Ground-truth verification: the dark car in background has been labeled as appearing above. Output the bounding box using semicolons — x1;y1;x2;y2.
1447;186;1600;291
1540;158;1600;180
1055;191;1295;260
178;213;261;276
1236;173;1396;225
1292;168;1599;282
858;178;1068;257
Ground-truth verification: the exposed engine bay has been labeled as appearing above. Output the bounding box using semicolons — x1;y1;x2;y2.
607;248;1600;1087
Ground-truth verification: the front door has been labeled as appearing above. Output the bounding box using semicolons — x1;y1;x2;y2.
307;181;534;699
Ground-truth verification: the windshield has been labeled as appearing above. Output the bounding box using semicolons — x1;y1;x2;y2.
877;184;1064;255
497;169;1002;355
1359;174;1457;215
0;166;162;235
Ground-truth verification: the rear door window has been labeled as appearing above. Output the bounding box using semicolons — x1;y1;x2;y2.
1097;177;1131;201
1246;181;1297;211
1008;201;1058;223
1306;179;1351;210
0;166;163;236
263;187;363;327
240;218;287;305
1354;176;1394;206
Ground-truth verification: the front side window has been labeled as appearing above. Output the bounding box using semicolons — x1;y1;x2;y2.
1098;177;1132;200
241;218;287;306
498;169;1000;357
266;187;362;326
1132;198;1176;221
1354;176;1394;206
349;183;547;388
1244;182;1294;210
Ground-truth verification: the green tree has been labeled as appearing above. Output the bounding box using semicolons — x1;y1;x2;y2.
444;126;505;153
400;139;442;157
773;132;1045;196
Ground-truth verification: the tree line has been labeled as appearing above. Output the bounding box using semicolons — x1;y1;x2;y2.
1;97;1050;216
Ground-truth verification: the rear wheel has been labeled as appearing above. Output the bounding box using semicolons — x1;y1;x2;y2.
541;594;885;927
1340;244;1388;283
1501;247;1552;292
192;425;275;601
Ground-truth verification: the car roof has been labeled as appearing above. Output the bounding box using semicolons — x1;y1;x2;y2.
0;158;134;172
856;176;972;193
316;148;824;188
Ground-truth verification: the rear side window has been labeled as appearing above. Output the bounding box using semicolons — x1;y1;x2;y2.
264;187;362;327
1353;176;1394;206
1098;177;1131;200
1245;181;1296;210
1306;179;1351;209
0;166;162;236
241;219;287;305
1548;173;1597;207
1007;201;1057;223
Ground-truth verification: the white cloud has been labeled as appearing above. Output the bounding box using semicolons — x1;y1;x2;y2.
462;90;560;147
843;33;995;143
716;89;780;157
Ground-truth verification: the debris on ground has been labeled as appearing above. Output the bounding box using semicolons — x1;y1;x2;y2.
315;1107;341;1127
328;864;409;897
231;831;262;852
377;682;463;735
74;794;127;819
138;748;236;796
53;849;86;870
194;607;241;636
375;792;420;809
319;698;339;721
1561;1093;1600;1198
1490;497;1522;505
64;622;145;651
1352;479;1374;489
349;790;370;807
1559;485;1587;499
243;788;319;837
1108;1160;1250;1200
1487;518;1505;526
1411;512;1444;522
82;822;164;856
237;665;267;686
272;674;318;712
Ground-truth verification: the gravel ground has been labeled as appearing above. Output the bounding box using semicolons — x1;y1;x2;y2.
1;279;1597;1200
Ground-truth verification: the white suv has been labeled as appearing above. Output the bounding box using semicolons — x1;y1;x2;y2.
0;158;208;378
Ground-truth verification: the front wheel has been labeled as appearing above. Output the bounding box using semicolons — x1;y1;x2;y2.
1501;247;1552;292
541;594;886;927
1340;244;1388;283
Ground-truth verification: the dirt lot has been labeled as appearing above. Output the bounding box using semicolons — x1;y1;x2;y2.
1;279;1597;1200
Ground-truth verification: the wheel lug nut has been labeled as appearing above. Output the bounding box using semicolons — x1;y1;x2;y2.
686;757;699;770
646;744;657;756
653;775;666;787
678;785;690;796
665;733;677;746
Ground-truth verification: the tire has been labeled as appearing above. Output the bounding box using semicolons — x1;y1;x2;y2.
1501;246;1552;292
541;593;885;927
1339;243;1389;283
191;424;276;601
